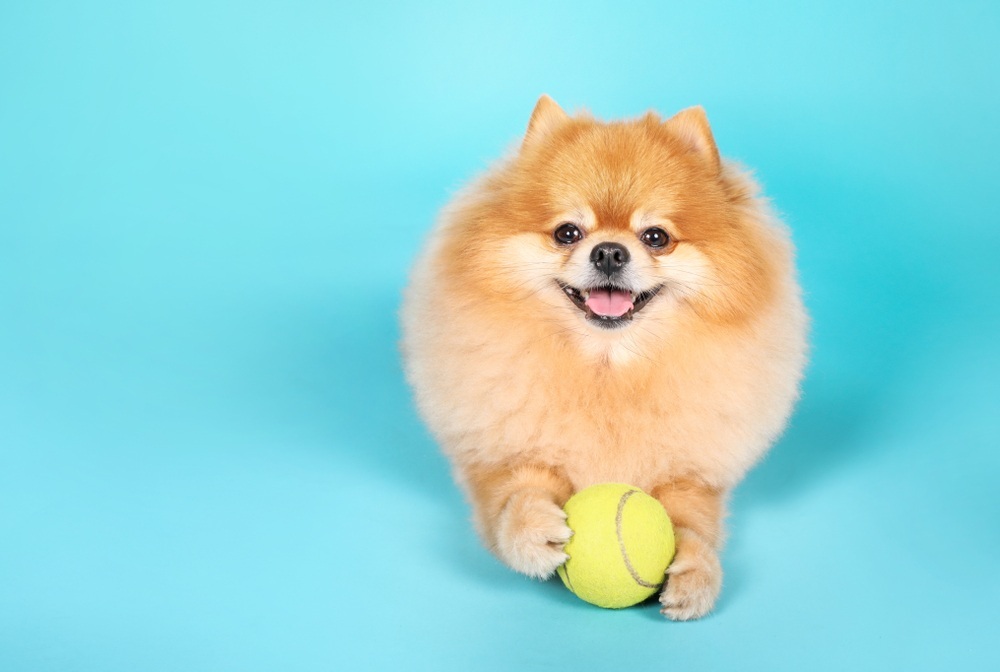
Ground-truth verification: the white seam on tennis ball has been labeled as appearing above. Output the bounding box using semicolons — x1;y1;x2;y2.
615;489;659;589
561;563;576;594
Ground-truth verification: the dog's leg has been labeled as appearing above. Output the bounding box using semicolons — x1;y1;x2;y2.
650;479;725;620
462;462;574;579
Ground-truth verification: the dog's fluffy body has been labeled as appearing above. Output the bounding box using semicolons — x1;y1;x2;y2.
402;97;807;620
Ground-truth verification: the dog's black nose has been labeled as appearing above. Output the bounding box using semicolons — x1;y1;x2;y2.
590;242;630;276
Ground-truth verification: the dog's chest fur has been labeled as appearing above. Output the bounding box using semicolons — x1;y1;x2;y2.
408;294;805;492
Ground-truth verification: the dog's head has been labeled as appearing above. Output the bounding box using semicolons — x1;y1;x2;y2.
445;96;786;356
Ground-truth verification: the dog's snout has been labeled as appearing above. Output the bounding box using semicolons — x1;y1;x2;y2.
590;242;630;276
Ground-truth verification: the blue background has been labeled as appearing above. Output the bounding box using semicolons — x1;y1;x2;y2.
2;1;998;670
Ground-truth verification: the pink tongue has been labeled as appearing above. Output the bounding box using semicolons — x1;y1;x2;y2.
586;289;634;317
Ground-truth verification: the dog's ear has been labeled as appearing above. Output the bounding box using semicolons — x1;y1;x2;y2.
664;106;720;172
523;94;568;148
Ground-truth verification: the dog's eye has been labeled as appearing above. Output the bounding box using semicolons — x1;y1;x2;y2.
640;228;669;249
553;223;583;245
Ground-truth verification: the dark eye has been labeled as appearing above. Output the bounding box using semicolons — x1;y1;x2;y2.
640;227;670;249
553;223;583;245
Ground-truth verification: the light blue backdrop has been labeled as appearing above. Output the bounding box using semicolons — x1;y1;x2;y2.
2;1;998;670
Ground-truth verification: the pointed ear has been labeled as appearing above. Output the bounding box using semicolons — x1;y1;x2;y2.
665;106;720;172
523;94;569;147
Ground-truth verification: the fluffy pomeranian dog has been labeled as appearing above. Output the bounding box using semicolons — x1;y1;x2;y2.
401;96;807;620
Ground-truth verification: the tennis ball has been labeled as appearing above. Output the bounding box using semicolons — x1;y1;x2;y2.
556;483;675;609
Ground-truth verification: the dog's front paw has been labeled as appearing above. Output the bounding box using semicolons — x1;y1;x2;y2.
495;490;572;579
659;529;722;621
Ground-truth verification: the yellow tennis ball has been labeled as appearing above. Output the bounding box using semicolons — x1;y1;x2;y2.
556;483;676;609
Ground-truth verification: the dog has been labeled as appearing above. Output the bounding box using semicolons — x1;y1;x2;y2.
401;95;807;620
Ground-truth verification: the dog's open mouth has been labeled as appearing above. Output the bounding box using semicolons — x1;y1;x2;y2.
557;282;663;328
